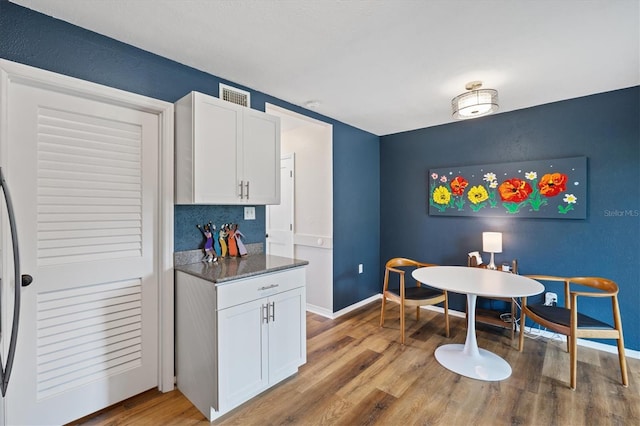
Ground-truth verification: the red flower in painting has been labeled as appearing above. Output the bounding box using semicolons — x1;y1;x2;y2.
498;178;533;203
538;173;568;197
450;176;469;196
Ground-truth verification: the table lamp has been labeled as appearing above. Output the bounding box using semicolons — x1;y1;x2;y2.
483;232;502;270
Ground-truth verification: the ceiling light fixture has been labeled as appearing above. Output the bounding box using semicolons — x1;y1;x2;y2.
451;81;498;119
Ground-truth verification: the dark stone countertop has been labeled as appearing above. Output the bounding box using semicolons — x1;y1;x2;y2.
174;254;308;285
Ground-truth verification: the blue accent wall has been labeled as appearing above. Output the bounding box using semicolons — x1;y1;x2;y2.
381;87;639;351
0;0;381;311
333;123;381;311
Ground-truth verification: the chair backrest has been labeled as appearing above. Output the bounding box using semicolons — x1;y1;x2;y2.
386;257;437;269
569;277;618;295
384;258;437;289
524;275;618;309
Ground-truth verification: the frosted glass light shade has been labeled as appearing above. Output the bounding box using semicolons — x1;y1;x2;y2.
452;88;498;119
483;232;503;253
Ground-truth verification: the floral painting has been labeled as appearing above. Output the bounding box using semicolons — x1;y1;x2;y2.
428;156;587;218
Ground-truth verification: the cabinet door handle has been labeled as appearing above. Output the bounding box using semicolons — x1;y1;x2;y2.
262;303;269;323
238;180;244;199
269;301;275;322
245;181;250;200
258;284;279;291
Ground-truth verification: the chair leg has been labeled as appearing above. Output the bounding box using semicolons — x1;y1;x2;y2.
612;297;629;387
518;308;527;352
444;293;450;338
510;298;516;341
400;302;405;345
570;334;578;390
617;336;629;387
416;305;420;321
379;296;386;327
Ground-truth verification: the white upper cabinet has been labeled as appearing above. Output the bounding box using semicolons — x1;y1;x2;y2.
175;91;280;204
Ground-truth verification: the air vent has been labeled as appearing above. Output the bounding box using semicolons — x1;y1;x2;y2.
219;83;250;107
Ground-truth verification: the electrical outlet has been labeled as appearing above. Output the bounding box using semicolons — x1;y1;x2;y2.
544;292;558;306
244;206;256;220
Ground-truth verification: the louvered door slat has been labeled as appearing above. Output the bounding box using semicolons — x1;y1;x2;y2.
38;300;142;329
37;314;141;349
38;325;142;358
38;337;142;373
37;352;142;399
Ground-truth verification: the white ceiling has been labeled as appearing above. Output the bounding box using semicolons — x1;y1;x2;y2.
11;0;640;136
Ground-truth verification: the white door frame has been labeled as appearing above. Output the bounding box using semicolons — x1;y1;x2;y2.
0;59;175;393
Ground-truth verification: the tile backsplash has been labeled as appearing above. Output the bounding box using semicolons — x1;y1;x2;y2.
174;204;265;252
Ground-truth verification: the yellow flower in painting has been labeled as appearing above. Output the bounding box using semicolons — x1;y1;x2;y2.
468;185;489;204
433;186;451;205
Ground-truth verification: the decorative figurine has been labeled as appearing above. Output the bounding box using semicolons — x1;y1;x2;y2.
228;223;239;257
219;224;228;258
212;223;221;256
196;222;217;262
233;223;248;256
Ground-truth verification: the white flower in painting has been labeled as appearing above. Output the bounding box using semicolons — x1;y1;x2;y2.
525;171;537;180
563;194;577;204
483;172;497;182
489;180;498;189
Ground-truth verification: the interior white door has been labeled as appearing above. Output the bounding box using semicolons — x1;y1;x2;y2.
266;155;294;258
2;79;159;425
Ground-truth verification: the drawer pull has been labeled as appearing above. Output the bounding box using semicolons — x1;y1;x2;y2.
258;284;279;291
262;304;269;323
269;302;275;322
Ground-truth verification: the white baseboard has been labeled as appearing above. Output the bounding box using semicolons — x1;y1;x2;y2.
308;295;640;360
308;294;382;319
305;303;334;318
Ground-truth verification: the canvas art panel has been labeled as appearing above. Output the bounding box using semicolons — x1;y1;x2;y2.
428;156;587;219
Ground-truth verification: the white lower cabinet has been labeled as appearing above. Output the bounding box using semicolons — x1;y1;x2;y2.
176;267;306;421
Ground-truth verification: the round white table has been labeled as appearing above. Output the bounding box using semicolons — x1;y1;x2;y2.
412;266;544;381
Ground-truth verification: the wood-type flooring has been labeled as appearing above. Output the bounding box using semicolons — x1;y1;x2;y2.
68;302;639;425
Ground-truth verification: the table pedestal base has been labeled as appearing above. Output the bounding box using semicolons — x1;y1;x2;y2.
435;344;512;381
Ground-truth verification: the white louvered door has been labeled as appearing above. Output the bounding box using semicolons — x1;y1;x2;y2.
3;79;159;425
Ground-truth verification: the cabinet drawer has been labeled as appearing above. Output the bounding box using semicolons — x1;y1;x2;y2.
217;267;305;310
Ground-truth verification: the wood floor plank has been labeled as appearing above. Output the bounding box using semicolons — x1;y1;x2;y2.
68;302;640;426
334;388;397;426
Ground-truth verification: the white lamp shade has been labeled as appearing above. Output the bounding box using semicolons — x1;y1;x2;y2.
483;232;502;253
